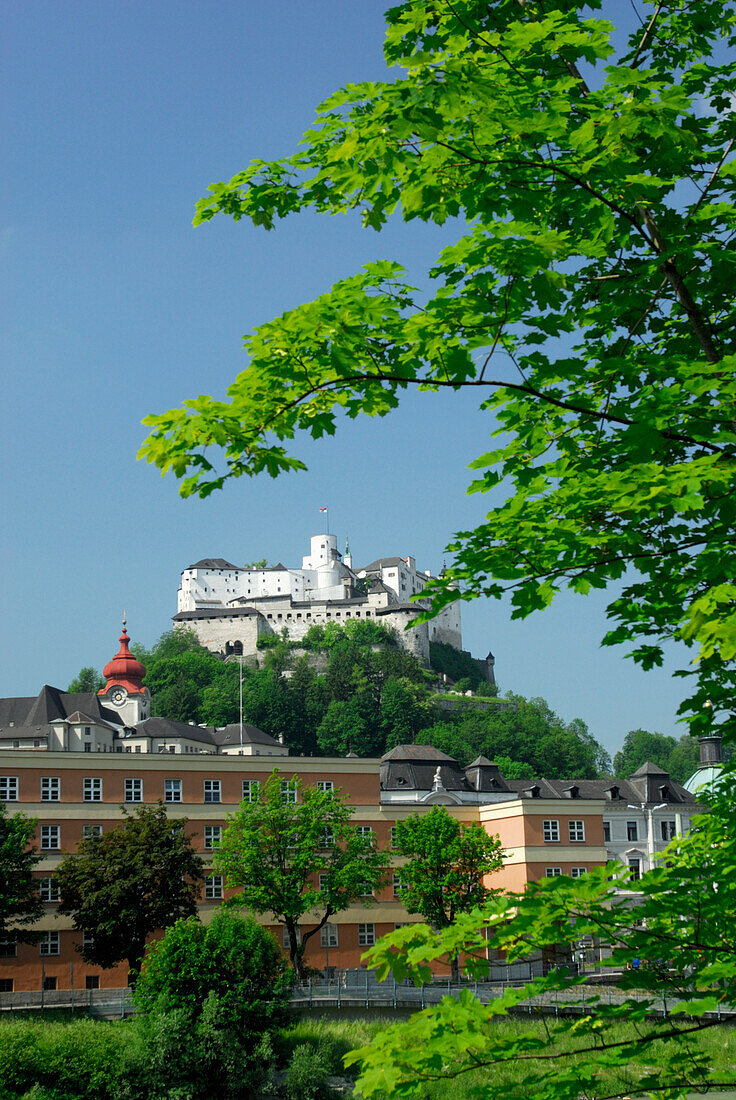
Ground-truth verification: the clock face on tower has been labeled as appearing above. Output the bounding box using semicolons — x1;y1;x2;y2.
110;687;127;706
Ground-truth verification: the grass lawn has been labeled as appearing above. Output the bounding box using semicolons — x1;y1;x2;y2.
283;1012;736;1099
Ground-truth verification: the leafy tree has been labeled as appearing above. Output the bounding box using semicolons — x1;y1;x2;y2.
394;806;503;979
125;912;291;1099
139;0;736;746
57;804;204;982
421;693;611;777
66;666;105;694
0;804;42;945
614;728;700;784
134;911;291;1024
215;771;389;977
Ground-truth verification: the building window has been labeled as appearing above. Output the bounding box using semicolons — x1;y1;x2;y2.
205;875;223;900
43;976;57;991
83;777;102;802
41;777;60;802
319;828;335;849
317;781;334;794
393;874;405;897
627;821;638;842
85;975;100;990
628;858;641;881
358;923;375;947
242;779;260;803
603;820;611;843
83;931;95;950
124;778;143;803
545;867;562;877
282;925;302;948
568;820;585;843
204;780;221;804
280;779;298;805
0;979;13;992
543;820;560;843
0;777;18;802
390;826;399;849
204;825;222;850
40;877;60;903
83;824;102;840
0;937;17;958
661;820;676;841
321;923;338;948
165;778;182;803
40;931;60;956
360;881;374;898
41;825;60;850
570;867;587;878
319;873;329;891
356;826;373;843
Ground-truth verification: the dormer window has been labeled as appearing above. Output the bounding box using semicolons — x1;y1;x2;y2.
606;785;619;801
565;785;580;799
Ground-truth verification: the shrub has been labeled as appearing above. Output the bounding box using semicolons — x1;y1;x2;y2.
121;912;291;1099
0;1017;128;1100
284;1043;334;1100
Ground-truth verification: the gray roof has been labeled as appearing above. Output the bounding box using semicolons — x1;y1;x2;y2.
380;744;467;792
173;607;259;621
131;717;216;745
187;558;240;571
0;726;51;741
211;723;280;747
382;745;457;763
0;687;118;729
630;760;669;777
362;557;413;572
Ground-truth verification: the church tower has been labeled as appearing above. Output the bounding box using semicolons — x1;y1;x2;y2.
97;619;150;727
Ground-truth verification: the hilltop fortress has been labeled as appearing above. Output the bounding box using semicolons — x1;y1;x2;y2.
174;533;465;667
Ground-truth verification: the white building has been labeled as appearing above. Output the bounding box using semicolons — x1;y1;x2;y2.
0;625;287;759
175;533;471;670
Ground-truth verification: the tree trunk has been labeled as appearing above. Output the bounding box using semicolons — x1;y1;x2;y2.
285;920;305;979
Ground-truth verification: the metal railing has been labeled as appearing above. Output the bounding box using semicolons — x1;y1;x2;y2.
0;972;732;1022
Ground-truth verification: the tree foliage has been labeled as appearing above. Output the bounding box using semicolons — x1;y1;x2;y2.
134;910;291;1024
66;666;105;694
394;807;504;979
139;0;736;742
0;803;42;945
421;693;612;776
614;728;700;783
57;804;204;980
215;771;389;978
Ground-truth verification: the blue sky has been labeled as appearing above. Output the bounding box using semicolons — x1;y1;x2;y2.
1;1;691;757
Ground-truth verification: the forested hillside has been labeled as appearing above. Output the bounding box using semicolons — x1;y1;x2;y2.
77;626;616;778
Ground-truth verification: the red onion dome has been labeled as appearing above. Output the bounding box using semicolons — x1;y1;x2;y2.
100;626;146;692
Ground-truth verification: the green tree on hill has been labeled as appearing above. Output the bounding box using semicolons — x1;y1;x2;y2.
614;728;700;784
66;666;105;694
